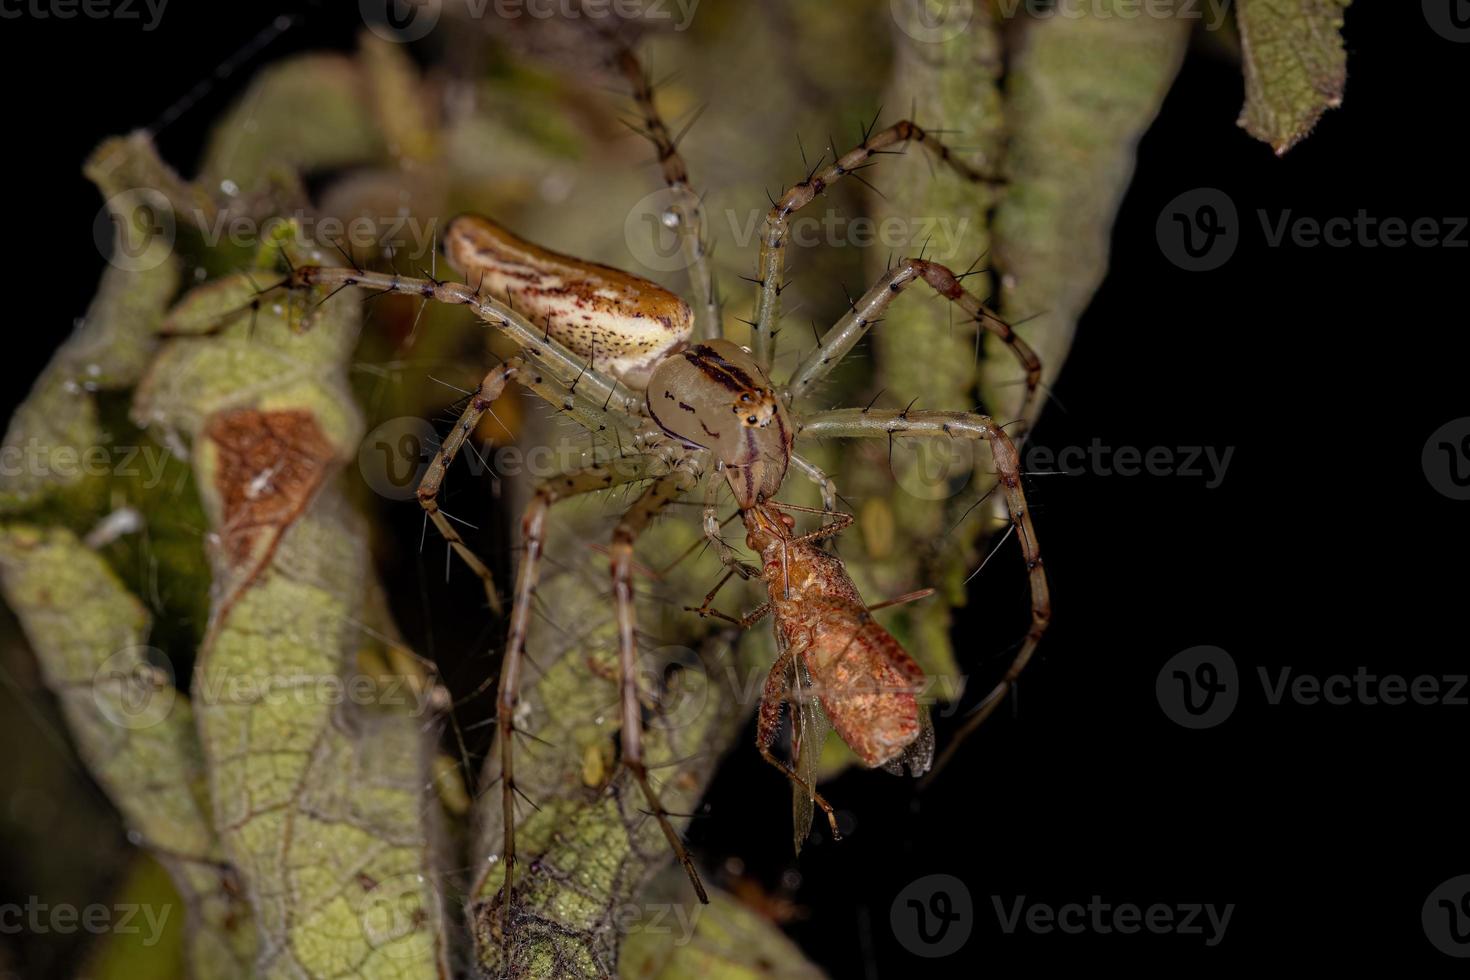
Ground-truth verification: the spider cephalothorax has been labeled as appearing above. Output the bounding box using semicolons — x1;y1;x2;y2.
645;341;793;508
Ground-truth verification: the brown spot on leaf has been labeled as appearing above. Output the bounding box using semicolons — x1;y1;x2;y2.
207;408;335;572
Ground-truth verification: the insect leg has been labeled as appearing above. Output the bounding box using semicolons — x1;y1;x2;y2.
761;499;856;547
685;570;771;628
756;641;842;841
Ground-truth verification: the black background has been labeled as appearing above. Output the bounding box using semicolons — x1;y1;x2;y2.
1;1;1465;975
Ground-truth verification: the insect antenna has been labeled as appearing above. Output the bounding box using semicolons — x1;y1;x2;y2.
866;588;937;613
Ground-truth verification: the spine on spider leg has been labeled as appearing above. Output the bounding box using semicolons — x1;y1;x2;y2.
784;258;1041;425
749;119;1000;373
908;259;1042;430
785;263;923;403
610;44;721;342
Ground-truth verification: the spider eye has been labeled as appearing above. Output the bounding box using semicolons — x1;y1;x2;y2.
746;416;758;425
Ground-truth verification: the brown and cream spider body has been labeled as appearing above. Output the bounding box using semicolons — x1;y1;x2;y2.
285;40;1052;933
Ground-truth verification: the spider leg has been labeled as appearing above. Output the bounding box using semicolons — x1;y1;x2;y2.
796;409;1051;774
612;42;720;341
784;258;1041;428
491;452;673;940
789;452;839;515
608;463;709;903
701;463;759;579
416;357;525;616
291;266;643;421
748;120;1001;371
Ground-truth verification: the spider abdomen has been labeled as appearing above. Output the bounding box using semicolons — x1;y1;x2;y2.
443;213;691;388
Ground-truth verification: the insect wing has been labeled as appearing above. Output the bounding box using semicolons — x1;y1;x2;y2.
789;654;831;854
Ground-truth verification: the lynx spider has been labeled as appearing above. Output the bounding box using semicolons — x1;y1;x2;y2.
280;38;1052;932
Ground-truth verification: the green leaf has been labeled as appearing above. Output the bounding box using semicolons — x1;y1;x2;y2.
139;276;454;978
987;7;1192;420
0;524;255;978
620;868;827;980
0;182;179;513
1235;0;1352;155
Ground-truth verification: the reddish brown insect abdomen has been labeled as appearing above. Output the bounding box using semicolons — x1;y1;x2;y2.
763;547;927;769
